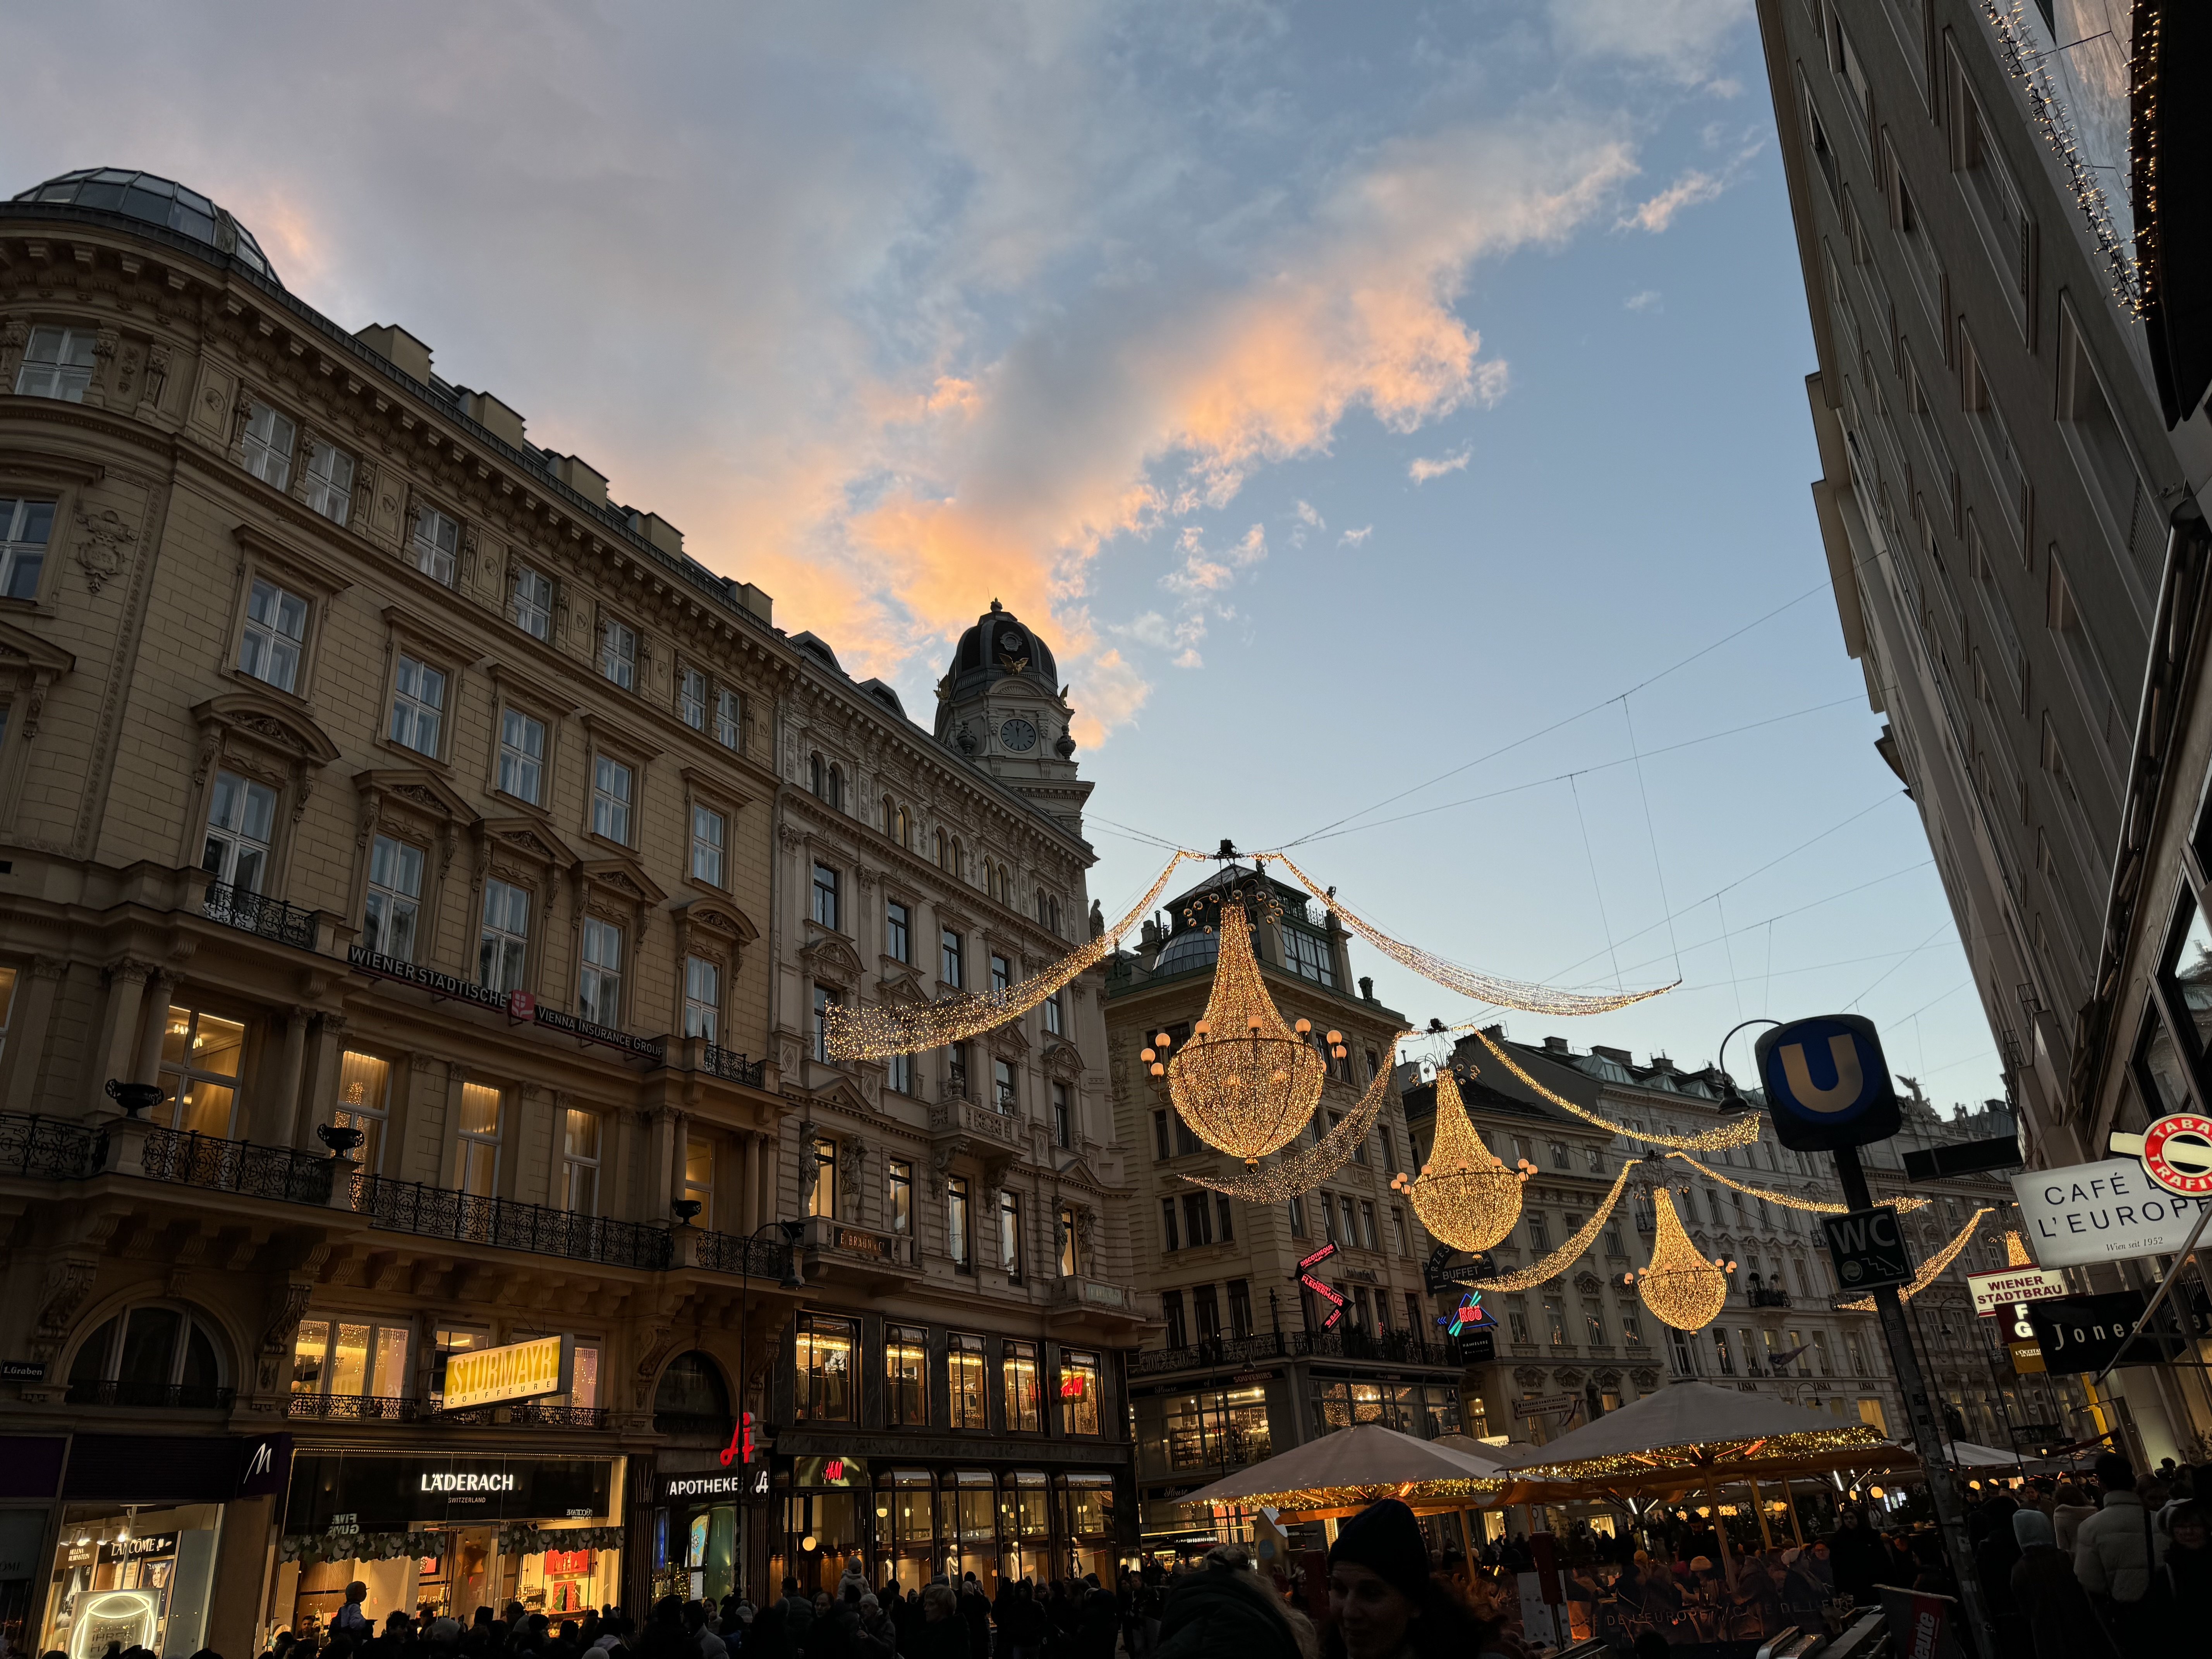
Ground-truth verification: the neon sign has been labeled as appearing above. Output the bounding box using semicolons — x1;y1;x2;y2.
1059;1375;1087;1398
1296;1242;1338;1273
822;1457;845;1481
1436;1290;1496;1337
1299;1273;1345;1306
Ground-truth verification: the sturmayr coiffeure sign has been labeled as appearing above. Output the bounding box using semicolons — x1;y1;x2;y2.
441;1336;572;1412
347;945;664;1065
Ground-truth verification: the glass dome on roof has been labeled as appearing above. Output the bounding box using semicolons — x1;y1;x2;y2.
1151;927;1221;978
14;169;278;284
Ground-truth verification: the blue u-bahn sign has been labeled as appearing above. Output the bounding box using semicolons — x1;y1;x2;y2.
1754;1013;1901;1151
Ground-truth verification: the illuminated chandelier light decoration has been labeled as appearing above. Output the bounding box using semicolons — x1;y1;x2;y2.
1662;1151;1931;1214
2003;1229;2033;1267
1474;1160;1644;1293
1385;1068;1526;1252
1180;1032;1407;1202
1628;1186;1731;1331
1270;854;1676;1017
1838;1206;1993;1311
1467;1028;1761;1152
1159;896;1328;1167
824;850;1198;1060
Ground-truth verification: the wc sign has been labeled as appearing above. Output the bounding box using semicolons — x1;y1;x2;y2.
1755;1014;1902;1152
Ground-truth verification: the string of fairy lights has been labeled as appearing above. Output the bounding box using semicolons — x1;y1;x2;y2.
1180;1031;1405;1204
1663;1151;1932;1215
1475;1161;1645;1294
1466;1028;1762;1152
1838;1206;1994;1311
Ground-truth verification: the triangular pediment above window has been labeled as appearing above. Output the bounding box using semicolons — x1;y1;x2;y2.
579;855;669;908
479;817;580;871
354;767;478;826
799;931;868;986
0;617;75;677
193;691;341;766
985;1020;1032;1060
876;971;929;1006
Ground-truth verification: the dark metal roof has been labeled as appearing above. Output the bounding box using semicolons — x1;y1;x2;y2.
16;168;277;284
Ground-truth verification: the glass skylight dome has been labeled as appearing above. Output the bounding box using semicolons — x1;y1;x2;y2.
14;168;278;284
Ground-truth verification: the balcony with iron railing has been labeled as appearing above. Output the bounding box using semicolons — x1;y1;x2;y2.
283;1393;608;1427
1130;1327;1469;1376
693;1227;797;1278
1748;1287;1793;1308
0;1112;105;1179
354;1176;673;1270
143;1125;335;1203
201;879;320;950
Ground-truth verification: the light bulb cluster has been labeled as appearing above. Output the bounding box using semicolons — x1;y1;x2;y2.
1469;1029;1762;1152
825;850;1197;1060
1510;1423;1894;1487
1633;1186;1731;1331
1183;1034;1405;1203
1162;898;1328;1167
1272;852;1674;1015
1663;1151;1931;1214
1396;1069;1526;1253
1838;1206;1994;1311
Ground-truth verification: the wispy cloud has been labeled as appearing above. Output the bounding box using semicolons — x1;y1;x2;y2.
1339;525;1374;547
1618;138;1762;233
1624;289;1662;311
1408;445;1472;483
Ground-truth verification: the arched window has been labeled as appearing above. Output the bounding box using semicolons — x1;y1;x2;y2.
67;1300;230;1408
809;753;826;797
896;805;910;848
952;839;966;882
653;1350;732;1431
882;794;896;835
827;764;844;810
935;829;949;868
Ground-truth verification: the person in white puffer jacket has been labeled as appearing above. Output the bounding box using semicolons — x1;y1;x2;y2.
2072;1452;2165;1633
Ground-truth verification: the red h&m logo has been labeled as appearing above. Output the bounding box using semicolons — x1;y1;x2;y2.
1059;1375;1086;1398
823;1457;845;1481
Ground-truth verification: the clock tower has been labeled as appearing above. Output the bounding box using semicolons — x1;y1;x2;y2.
936;599;1094;833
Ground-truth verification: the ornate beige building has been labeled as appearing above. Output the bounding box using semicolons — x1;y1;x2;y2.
0;168;1143;1657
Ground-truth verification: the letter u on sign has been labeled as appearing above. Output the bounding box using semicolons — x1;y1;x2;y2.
1778;1037;1862;1113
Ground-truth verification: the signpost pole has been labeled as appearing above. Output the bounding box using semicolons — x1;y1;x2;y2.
2090;1199;2212;1389
1834;1144;1995;1656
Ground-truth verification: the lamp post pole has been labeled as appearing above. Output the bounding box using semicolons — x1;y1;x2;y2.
728;1217;804;1602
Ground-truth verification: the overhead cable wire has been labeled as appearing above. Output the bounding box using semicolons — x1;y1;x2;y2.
1278;580;1834;847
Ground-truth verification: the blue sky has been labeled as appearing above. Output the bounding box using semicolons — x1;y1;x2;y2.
0;0;2001;1101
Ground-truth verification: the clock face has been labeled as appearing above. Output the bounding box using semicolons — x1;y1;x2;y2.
998;632;1027;659
1000;717;1039;752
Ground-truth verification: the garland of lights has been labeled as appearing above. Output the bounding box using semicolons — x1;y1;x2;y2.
1471;1161;1644;1293
1156;898;1332;1166
1183;1476;1507;1514
1387;1068;1530;1252
824;850;1197;1060
1467;1029;1762;1151
1180;1033;1408;1202
1270;854;1675;1016
1838;1206;1993;1310
1631;1187;1732;1331
1504;1424;1893;1487
1663;1151;1931;1215
2004;1229;2032;1267
1984;0;2141;311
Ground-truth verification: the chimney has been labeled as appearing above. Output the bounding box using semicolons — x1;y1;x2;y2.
549;452;610;506
355;323;433;383
627;510;684;558
1543;1036;1570;1053
453;387;528;450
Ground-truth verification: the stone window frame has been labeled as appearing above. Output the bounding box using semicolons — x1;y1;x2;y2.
347;769;478;973
223;525;350;709
680;767;750;899
569;852;667;1032
482;660;574;819
672;896;759;1047
375;606;474;774
467;818;582;999
402;486;467;590
0;451;103;616
182;689;342;898
0;617;74;839
579;711;658;854
229;383;309;498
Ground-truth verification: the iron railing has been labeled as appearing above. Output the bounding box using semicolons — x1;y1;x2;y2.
1748;1288;1793;1308
66;1379;237;1410
285;1394;609;1427
352;1176;674;1271
288;1393;421;1421
0;1112;104;1179
694;1229;792;1278
442;1400;611;1428
201;879;319;949
142;1127;336;1202
701;1046;766;1087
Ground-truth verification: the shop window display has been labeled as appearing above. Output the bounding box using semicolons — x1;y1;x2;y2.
874;1470;937;1592
1000;1472;1053;1585
1055;1474;1115;1584
940;1473;998;1593
39;1505;223;1659
794;1314;857;1423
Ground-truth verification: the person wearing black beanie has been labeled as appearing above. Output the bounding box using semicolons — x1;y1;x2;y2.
1322;1500;1503;1659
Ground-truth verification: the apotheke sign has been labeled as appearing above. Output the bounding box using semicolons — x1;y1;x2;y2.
2009;1157;2210;1266
348;946;664;1065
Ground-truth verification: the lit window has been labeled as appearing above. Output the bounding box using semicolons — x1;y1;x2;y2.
478;878;530;991
497;708;546;805
1003;1339;1042;1431
242;401;295;488
201;769;275;893
1057;1204;1080;1277
683;955;720;1040
304;440;353;525
680;667;708;731
577;916;623;1026
411;505;459;585
562;1107;601;1213
948;1331;988;1428
715;687;742;750
885;1325;928;1427
794;1313;857;1423
0;965;16;1065
591;754;633;843
14;326;95;401
157;1006;244;1137
808;1136;838;1218
886;1157;912;1235
362;834;422;962
332;1050;391;1172
600;617;636;689
1059;1351;1101;1435
510;566;553;640
684;1135;714;1226
388;653;446;756
0;498;53;600
690;804;726;886
290;1317;409;1402
999;1188;1023;1278
811;863;840;929
455;1082;502;1195
237;577;307;691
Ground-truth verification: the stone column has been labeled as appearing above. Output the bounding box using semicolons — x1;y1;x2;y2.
296;1013;349;1149
2;958;68;1116
90;958;154;1112
257;1008;311;1146
647;1106;681;1223
130;970;174;1087
742;1132;762;1234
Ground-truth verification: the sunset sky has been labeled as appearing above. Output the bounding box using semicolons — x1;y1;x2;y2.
1;1;2004;1102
